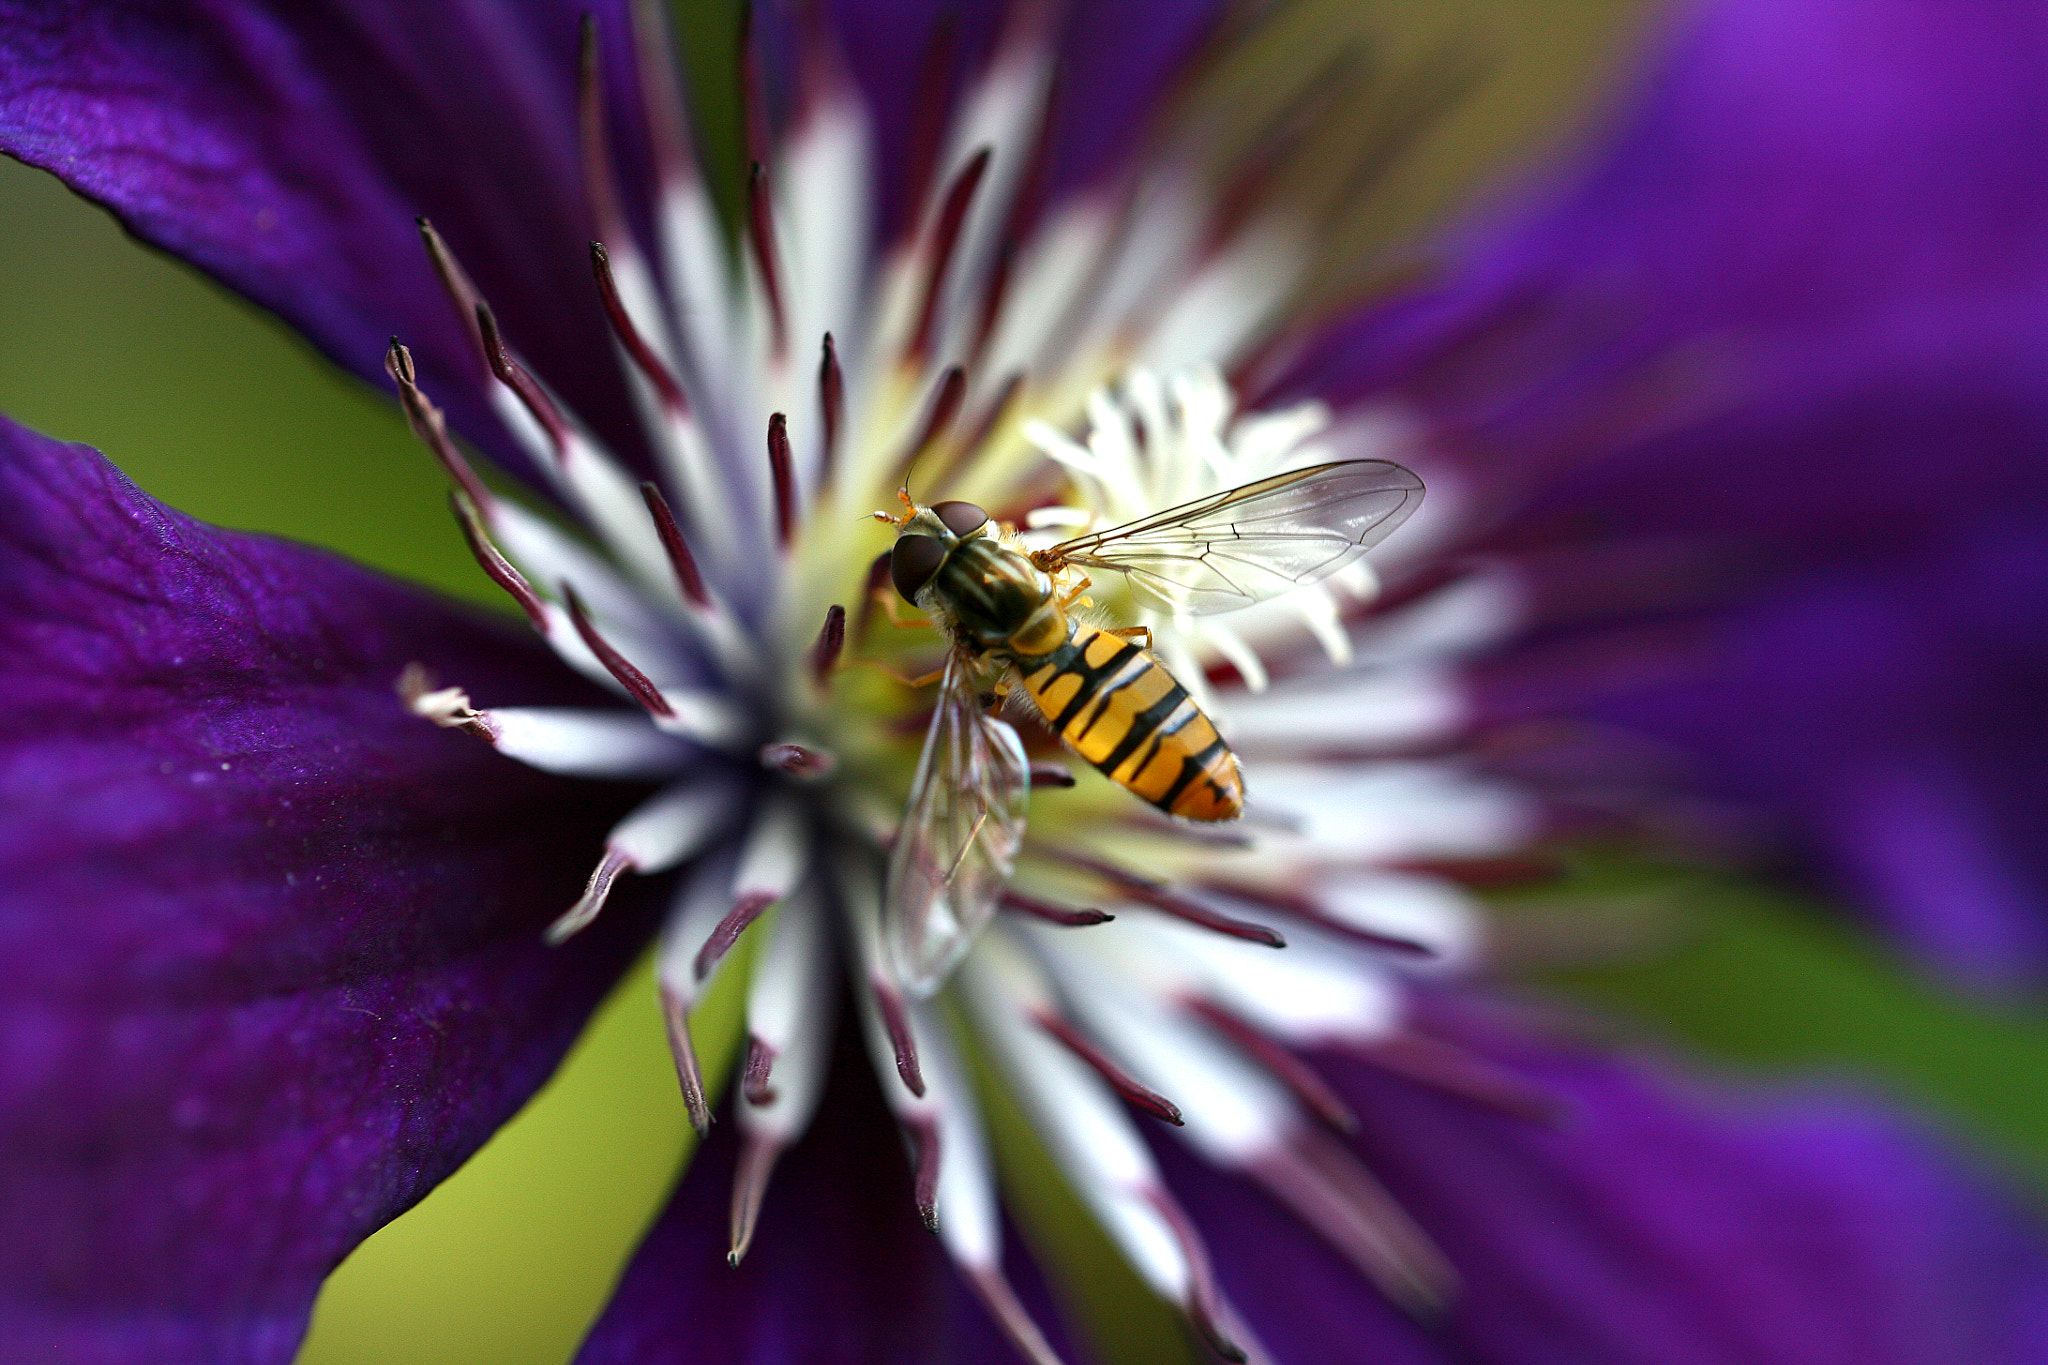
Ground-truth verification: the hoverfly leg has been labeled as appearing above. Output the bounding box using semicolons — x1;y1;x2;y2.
1055;573;1093;610
840;658;946;689
1104;624;1153;650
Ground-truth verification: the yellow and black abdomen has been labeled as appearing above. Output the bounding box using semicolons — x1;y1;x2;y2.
1013;623;1243;821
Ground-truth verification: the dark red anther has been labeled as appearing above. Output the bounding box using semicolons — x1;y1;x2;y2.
547;845;635;945
628;0;697;193
1000;890;1111;926
818;333;844;486
908;146;992;360
1026;760;1074;789
1357;1029;1560;1122
1030;843;1169;891
899;13;958;231
873;980;926;1097
476;302;573;461
695;891;776;981
1125;883;1287;948
447;491;547;632
388;343;556;635
852;550;894;641
1386;852;1565;889
1203;53;1350;258
593;243;689;412
746;163;789;357
1205;880;1433;957
970;16;1056;366
1251;1127;1455;1318
1144;1187;1249;1363
742;1034;779;1107
810;603;846;681
766;412;797;546
905;1113;942;1232
1186;999;1358;1134
1036;1012;1183;1125
577;16;629;244
737;2;772;171
385;340;491;510
658;983;713;1136
955;371;1022;469
563;583;674;718
1030;847;1283;944
638;481;710;607
969;237;1016;366
760;742;836;781
415;218;487;363
905;365;966;467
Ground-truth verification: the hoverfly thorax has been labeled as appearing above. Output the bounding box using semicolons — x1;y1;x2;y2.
892;499;1057;653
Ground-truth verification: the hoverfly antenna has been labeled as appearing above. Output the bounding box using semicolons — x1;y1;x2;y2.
868;486;917;526
897;446;924;513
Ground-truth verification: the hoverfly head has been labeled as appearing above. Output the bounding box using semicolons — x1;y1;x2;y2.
889;528;947;604
930;500;989;537
888;501;989;604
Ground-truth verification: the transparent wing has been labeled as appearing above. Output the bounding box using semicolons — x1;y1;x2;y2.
882;649;1030;996
1050;460;1425;615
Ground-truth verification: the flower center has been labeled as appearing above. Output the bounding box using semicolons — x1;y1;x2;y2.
383;8;1541;1361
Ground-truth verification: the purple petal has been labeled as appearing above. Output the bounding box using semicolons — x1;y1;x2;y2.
0;0;647;482
0;415;660;1362
576;1035;1081;1365
1284;0;2048;422
768;0;1225;242
1157;1009;2048;1365
1273;0;2048;985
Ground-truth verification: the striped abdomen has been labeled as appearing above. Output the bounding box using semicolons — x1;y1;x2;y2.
1012;622;1243;821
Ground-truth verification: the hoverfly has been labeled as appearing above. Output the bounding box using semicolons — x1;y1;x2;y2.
877;459;1425;994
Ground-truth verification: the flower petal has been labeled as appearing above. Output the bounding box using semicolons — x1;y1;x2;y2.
1158;1007;2048;1365
0;0;646;481
0;417;660;1360
781;0;1227;241
574;1036;1079;1365
1274;0;2048;986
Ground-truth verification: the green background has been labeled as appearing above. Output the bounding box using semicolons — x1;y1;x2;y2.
2;3;2044;1362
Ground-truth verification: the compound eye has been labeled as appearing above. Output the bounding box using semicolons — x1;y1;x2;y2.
890;533;947;603
932;500;989;537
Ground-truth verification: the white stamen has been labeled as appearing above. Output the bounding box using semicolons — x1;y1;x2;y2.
608;776;734;872
1032;928;1296;1165
403;676;487;732
487;497;680;647
654;848;744;1004
648;687;748;748
1252;761;1537;862
1315;872;1488;972
484;707;692;778
730;796;809;908
739;892;835;1136
960;944;1197;1305
776;97;871;495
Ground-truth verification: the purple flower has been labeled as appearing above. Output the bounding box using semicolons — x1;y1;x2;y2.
2;1;2046;1363
1276;0;2048;992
